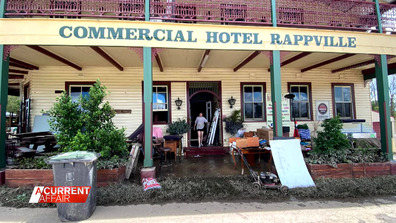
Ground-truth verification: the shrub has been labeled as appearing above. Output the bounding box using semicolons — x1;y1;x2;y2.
14;156;51;169
224;110;244;135
166;119;190;135
311;116;350;155
48;80;128;159
307;116;385;167
296;123;309;129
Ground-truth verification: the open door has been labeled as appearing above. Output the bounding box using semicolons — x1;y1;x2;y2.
206;101;212;132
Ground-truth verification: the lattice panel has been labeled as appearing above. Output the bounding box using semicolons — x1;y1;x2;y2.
4;0;396;31
277;0;378;30
150;0;272;24
6;0;145;19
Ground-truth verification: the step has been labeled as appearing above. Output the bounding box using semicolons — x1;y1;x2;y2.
184;147;228;157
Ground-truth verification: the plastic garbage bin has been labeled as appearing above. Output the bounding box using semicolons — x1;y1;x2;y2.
47;151;101;222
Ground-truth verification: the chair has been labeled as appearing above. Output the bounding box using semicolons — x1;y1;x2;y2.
153;138;172;168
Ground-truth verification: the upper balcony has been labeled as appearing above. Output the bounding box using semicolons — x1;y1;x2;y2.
4;0;396;33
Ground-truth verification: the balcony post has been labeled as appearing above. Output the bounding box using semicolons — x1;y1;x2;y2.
270;0;282;137
374;0;393;160
143;0;154;167
0;0;10;179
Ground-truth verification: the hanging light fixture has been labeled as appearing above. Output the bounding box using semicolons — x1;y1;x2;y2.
228;96;236;108
175;97;183;110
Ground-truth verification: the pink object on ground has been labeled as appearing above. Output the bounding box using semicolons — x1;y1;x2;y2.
153;127;163;139
142;178;161;191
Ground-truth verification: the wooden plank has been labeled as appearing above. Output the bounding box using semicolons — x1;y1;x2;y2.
301;54;355;73
233;51;260;72
90;46;123;71
155;54;164;72
9;69;28;74
308;164;352;179
391;163;396;175
97;174;120;182
97;182;110;187
6;179;53;188
27;46;82;71
9;74;24;79
197;50;210;72
114;109;132;114
10;58;39;70
97;168;119;175
6;169;53;180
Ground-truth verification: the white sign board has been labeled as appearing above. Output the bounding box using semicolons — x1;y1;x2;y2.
269;139;315;189
316;100;330;121
266;93;291;127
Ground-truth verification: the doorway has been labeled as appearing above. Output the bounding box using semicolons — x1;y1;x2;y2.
188;82;222;148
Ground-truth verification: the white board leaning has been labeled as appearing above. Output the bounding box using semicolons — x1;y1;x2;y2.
270;139;315;189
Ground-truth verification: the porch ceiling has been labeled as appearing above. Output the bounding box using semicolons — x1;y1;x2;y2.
8;46;387;73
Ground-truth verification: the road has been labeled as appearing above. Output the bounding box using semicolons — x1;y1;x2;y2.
1;197;396;223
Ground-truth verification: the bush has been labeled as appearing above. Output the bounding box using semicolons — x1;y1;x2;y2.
166;119;190;135
311;116;350;155
307;116;385;167
296;123;309;129
14;156;51;169
224;110;244;135
48;80;128;159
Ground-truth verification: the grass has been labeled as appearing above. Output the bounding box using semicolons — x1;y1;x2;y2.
1;175;396;208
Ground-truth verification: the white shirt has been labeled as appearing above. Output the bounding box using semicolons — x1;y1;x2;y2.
195;117;208;129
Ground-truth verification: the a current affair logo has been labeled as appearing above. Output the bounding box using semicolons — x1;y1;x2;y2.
29;186;91;203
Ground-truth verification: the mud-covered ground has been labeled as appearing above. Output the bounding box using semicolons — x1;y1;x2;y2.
1;175;396;208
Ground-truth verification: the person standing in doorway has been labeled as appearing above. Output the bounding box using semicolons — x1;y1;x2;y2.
194;113;208;148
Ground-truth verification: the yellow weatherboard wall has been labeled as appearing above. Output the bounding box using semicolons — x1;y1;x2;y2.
25;67;371;146
0;19;396;55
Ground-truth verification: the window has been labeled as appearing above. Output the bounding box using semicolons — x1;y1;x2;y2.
69;85;91;103
332;84;355;119
152;85;170;123
289;83;312;120
241;84;265;121
65;81;95;102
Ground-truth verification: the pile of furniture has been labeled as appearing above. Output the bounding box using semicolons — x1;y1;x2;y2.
229;129;274;174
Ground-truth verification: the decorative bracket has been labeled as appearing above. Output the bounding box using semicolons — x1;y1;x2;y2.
261;51;291;65
3;45;20;61
370;54;395;67
129;47;164;62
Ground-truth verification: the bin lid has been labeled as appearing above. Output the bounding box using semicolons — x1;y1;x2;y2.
47;151;101;164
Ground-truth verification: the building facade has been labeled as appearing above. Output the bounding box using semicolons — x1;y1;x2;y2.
0;0;395;170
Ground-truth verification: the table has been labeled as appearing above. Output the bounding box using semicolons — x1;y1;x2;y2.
232;146;273;175
163;135;183;163
11;131;57;151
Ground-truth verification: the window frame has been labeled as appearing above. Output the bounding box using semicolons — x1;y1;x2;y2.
142;81;172;125
331;83;356;119
152;85;169;112
65;81;95;95
287;82;313;121
240;82;266;122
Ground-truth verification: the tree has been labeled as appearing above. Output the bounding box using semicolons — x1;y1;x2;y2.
6;96;21;127
48;80;128;159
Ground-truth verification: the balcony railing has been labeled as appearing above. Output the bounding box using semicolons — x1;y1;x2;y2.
5;0;145;19
4;0;396;32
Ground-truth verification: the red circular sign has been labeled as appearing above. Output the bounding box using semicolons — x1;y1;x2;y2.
318;103;328;115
